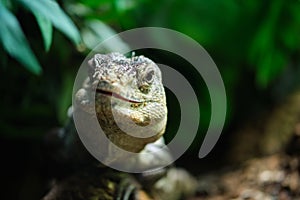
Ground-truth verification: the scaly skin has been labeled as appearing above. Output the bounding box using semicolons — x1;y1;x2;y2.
72;53;196;199
75;53;168;162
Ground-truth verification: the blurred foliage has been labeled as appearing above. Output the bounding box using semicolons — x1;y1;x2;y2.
0;0;80;74
1;0;300;140
1;1;300;199
1;2;300;200
65;0;300;86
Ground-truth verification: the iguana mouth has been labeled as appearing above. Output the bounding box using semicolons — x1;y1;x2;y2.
96;88;142;104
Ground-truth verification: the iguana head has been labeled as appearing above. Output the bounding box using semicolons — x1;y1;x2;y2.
76;53;167;154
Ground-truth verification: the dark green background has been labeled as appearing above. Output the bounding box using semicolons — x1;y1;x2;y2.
1;0;300;199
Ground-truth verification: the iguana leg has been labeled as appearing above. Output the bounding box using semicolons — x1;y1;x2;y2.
134;138;197;200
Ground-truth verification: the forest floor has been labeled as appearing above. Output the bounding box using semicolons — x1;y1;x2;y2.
189;145;300;200
188;91;300;200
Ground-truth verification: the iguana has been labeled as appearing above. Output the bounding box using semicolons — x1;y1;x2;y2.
43;52;196;200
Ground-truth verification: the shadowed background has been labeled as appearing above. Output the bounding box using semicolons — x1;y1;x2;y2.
1;0;300;199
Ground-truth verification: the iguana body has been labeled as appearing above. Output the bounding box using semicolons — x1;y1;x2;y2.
44;53;196;200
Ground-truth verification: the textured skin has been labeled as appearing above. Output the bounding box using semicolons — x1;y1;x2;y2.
43;53;196;200
75;52;168;163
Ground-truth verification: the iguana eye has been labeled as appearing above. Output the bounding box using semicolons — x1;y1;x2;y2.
144;70;154;83
138;69;154;93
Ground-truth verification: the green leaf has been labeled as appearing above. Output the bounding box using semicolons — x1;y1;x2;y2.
256;50;287;88
17;0;81;45
34;12;53;51
81;19;130;51
281;2;300;51
0;3;42;74
113;0;137;13
248;0;284;88
78;0;112;7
